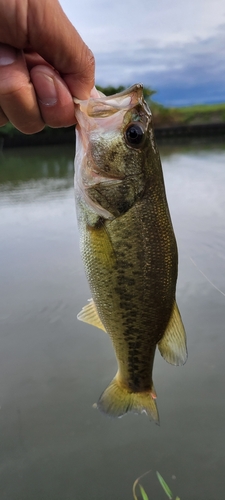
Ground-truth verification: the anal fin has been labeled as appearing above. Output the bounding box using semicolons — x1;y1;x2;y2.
158;301;187;366
77;298;106;332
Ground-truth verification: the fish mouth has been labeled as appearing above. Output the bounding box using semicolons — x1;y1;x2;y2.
73;83;151;126
74;83;151;150
74;83;147;120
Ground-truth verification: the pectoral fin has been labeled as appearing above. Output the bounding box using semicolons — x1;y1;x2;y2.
77;298;106;332
158;301;187;366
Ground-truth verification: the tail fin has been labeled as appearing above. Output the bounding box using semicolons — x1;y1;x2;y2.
97;375;159;423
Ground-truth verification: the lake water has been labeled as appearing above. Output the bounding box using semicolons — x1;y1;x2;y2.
0;138;225;500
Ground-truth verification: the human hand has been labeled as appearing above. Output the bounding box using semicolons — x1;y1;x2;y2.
0;0;95;133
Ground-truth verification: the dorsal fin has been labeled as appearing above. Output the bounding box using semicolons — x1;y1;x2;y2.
158;301;187;366
77;299;106;332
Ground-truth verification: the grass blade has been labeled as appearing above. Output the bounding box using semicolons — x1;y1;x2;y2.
133;470;152;500
133;477;139;500
139;484;149;500
156;471;173;499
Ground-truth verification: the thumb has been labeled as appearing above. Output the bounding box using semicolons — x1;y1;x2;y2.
28;0;95;99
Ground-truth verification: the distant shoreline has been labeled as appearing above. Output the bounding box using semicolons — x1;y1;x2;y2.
155;122;225;138
1;122;225;149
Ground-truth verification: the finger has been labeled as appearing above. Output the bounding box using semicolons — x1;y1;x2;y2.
0;43;44;134
0;0;95;99
27;0;95;99
0;107;8;127
24;49;53;71
30;65;76;128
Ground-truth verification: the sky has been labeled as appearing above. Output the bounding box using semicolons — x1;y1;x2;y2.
60;0;225;106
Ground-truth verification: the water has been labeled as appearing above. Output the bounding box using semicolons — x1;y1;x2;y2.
0;139;225;500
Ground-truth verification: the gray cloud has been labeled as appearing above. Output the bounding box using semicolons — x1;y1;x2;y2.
95;25;225;105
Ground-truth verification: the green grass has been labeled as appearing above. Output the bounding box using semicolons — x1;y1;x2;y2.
177;102;225;113
0;122;17;136
96;86;225;126
174;102;225;125
133;471;181;500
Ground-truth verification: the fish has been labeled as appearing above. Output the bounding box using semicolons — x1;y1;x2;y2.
74;84;187;423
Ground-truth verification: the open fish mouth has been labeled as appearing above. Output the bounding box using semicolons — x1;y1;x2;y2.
74;83;148;119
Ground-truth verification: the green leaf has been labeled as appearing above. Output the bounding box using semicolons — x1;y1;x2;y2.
156;472;173;499
139;484;149;500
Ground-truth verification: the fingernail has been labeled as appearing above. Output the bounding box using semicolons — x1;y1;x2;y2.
0;44;17;66
33;72;57;106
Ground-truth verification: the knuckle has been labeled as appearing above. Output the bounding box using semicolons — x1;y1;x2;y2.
0;77;27;97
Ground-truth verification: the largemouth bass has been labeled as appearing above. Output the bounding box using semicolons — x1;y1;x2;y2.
74;84;187;422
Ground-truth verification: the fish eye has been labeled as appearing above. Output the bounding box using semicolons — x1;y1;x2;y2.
125;123;145;149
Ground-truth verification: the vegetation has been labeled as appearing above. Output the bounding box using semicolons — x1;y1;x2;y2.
97;85;225;127
0;85;224;146
174;102;225;125
96;84;156;101
133;470;181;500
0;121;16;137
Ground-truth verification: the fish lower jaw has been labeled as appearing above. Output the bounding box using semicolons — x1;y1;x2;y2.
83;172;123;187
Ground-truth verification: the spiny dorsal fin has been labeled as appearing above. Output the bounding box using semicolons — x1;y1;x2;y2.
158;301;187;366
77;298;106;332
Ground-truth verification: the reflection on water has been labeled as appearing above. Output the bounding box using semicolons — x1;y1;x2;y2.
0;140;225;500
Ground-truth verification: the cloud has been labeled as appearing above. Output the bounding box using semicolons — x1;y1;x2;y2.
62;0;225;49
94;25;225;105
60;0;225;105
